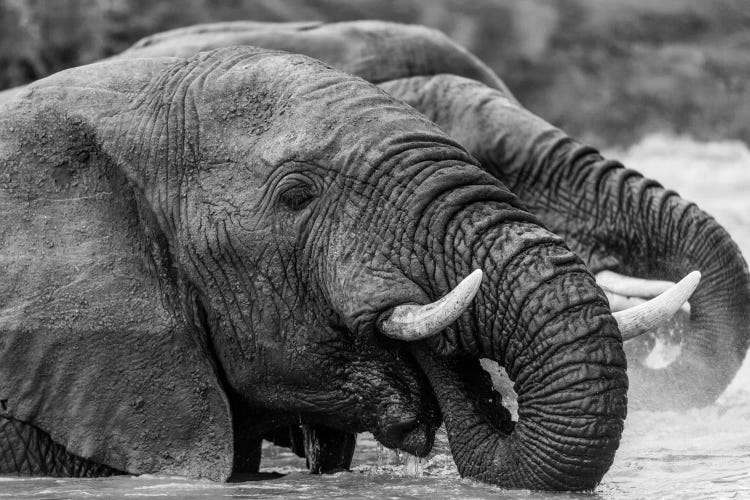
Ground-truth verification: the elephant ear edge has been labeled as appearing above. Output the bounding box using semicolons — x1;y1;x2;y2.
0;74;235;479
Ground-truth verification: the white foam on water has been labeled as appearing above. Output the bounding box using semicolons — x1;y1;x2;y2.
132;482;223;490
400;455;425;477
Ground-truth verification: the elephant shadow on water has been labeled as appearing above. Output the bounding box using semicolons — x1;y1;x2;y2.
0;21;748;492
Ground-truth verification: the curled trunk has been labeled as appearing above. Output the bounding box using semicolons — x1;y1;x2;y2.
534;147;750;408
402;192;627;489
382;75;750;409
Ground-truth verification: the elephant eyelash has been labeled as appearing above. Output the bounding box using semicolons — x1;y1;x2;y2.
278;185;316;211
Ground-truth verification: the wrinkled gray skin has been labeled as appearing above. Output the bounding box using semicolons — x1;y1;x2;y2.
123;20;750;410
117;18;750;482
0;46;627;490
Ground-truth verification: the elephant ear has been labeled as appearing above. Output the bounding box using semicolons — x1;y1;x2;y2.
0;60;234;479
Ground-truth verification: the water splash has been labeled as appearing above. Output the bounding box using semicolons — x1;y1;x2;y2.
401;454;425;477
371;441;426;477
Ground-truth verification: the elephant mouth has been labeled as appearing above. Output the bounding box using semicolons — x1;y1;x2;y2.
369;352;509;458
372;415;437;456
367;349;442;456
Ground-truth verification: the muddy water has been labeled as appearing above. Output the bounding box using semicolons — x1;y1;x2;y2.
2;135;750;499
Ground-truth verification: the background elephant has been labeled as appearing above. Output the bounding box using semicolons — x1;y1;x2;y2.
118;20;750;411
4;0;750;150
0;46;630;489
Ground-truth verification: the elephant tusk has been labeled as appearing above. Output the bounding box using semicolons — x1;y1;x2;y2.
377;269;483;341
603;291;647;312
596;270;676;298
597;270;692;314
614;271;701;341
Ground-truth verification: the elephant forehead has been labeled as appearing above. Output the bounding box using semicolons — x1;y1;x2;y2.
193;52;459;177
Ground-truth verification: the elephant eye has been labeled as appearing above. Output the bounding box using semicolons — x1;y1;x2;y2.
279;184;316;211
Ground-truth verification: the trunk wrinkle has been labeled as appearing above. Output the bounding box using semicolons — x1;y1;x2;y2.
410;208;626;489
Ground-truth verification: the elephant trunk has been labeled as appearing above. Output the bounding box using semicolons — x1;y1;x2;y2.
409;201;628;490
539;146;750;408
414;75;750;408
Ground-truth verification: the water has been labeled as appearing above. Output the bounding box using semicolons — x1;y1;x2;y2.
2;135;750;499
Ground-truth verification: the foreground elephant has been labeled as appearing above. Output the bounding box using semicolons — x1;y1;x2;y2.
121;20;750;411
0;46;638;489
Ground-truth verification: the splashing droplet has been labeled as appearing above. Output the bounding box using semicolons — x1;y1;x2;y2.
376;442;386;468
401;454;424;477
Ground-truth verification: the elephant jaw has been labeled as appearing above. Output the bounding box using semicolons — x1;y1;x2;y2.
365;387;439;457
372;418;436;458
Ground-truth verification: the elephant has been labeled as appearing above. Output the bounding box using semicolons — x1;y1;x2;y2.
0;22;724;489
119;20;750;412
0;42;680;490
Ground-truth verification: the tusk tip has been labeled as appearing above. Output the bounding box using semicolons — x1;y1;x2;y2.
464;268;484;291
448;268;484;309
684;270;701;288
674;270;701;304
616;269;701;341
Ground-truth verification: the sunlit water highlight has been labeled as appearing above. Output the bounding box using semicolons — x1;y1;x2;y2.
2;135;749;499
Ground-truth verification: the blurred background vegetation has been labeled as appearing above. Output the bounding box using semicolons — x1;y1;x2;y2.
2;0;750;147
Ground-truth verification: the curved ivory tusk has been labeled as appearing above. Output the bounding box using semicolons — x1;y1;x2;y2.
596;270;676;298
377;269;483;341
599;270;692;313
605;290;691;314
614;271;701;341
604;291;647;312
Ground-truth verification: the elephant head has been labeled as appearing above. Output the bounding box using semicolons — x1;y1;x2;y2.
119;19;749;410
0;47;632;489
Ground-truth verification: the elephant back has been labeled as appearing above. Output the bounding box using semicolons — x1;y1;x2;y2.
119;20;515;100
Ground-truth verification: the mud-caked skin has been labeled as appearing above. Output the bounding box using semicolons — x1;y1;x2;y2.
0;46;627;490
121;20;750;411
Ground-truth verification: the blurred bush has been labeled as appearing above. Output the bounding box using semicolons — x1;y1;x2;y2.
2;0;750;146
